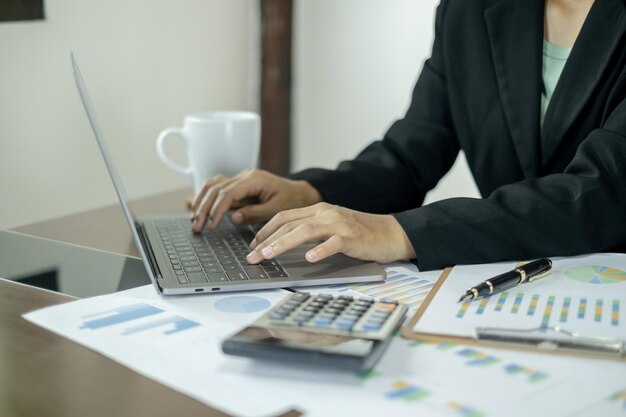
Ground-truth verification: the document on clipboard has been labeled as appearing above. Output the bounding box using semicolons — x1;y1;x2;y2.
403;253;626;360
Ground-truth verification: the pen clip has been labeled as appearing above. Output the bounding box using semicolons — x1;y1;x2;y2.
527;270;551;283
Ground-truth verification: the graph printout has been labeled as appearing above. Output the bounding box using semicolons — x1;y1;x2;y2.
413;253;626;341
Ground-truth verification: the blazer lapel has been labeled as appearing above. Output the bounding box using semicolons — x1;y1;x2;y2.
540;0;626;166
485;0;545;178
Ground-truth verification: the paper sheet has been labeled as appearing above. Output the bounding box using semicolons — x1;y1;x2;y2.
23;259;626;417
24;286;294;417
413;253;626;341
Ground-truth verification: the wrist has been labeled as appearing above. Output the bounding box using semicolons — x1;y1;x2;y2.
294;180;323;206
386;215;416;261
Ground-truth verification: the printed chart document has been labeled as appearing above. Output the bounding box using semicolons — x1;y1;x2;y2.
24;286;294;417
413;253;626;343
23;260;626;417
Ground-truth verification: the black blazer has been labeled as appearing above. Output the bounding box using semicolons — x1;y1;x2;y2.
291;0;626;270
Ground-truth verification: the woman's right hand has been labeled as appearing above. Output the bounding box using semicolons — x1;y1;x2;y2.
191;169;322;233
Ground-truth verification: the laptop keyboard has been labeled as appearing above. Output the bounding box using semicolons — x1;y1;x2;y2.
155;218;288;285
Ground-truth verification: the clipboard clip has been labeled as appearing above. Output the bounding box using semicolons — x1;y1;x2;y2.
475;326;625;355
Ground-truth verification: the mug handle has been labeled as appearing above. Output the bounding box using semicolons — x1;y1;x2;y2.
156;128;193;178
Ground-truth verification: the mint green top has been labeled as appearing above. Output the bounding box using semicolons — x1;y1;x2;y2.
541;40;572;126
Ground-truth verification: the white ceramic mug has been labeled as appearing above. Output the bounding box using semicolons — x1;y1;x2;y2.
156;112;260;192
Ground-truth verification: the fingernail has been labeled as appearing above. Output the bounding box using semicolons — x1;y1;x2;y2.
246;250;261;263
249;238;257;249
306;250;318;262
261;245;273;258
231;211;243;224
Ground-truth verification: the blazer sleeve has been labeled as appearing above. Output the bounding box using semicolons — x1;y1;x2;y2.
395;84;626;270
289;0;459;214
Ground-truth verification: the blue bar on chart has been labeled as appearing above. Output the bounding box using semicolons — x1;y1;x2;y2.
527;294;540;316
495;292;508;312
476;298;489;315
595;299;603;322
385;380;429;402
80;303;164;330
611;300;619;326
456;348;500;366
578;298;587;319
511;293;523;314
457;301;470;318
448;401;486;417
504;364;548;383
560;297;571;323
122;315;201;336
540;296;555;328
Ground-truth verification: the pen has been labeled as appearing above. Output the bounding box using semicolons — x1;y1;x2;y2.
457;258;552;303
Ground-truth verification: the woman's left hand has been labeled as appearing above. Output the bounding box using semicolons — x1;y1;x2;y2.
246;203;416;265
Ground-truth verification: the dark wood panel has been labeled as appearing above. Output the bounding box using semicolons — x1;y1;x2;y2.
0;0;44;22
260;0;293;176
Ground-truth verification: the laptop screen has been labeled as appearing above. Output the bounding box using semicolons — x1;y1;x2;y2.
71;52;160;290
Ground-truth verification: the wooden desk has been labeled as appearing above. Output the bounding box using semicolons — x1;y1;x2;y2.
0;278;229;417
13;188;192;258
4;189;297;417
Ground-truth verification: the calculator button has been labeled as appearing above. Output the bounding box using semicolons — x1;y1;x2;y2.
362;322;383;331
315;294;333;301
340;313;361;321
269;312;287;320
335;319;356;329
338;295;354;301
292;292;310;302
313;318;333;326
376;302;397;312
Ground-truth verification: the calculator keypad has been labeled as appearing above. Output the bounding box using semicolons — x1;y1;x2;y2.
257;292;407;340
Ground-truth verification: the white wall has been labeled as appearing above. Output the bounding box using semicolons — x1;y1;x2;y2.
293;0;480;206
0;0;255;230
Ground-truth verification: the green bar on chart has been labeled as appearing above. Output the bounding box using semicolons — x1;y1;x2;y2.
495;292;508;312
527;294;540;316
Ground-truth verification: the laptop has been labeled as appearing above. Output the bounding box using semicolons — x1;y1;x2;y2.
71;53;386;295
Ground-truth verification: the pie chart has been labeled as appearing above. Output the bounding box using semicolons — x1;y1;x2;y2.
214;296;271;313
564;265;626;284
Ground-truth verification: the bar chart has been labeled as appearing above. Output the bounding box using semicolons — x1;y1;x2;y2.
455;292;621;327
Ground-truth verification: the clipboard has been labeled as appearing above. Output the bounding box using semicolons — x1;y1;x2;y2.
401;267;626;362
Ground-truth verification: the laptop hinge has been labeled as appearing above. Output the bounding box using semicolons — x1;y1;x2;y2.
135;222;163;281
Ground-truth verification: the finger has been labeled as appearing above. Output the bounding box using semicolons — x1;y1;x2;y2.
232;201;280;227
185;196;194;212
208;179;265;230
192;178;237;232
252;205;318;249
247;222;332;264
191;175;227;214
305;235;344;262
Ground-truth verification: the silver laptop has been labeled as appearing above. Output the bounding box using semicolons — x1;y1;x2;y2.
71;53;385;295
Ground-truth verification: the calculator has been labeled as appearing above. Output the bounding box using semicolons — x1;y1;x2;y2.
222;292;408;371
